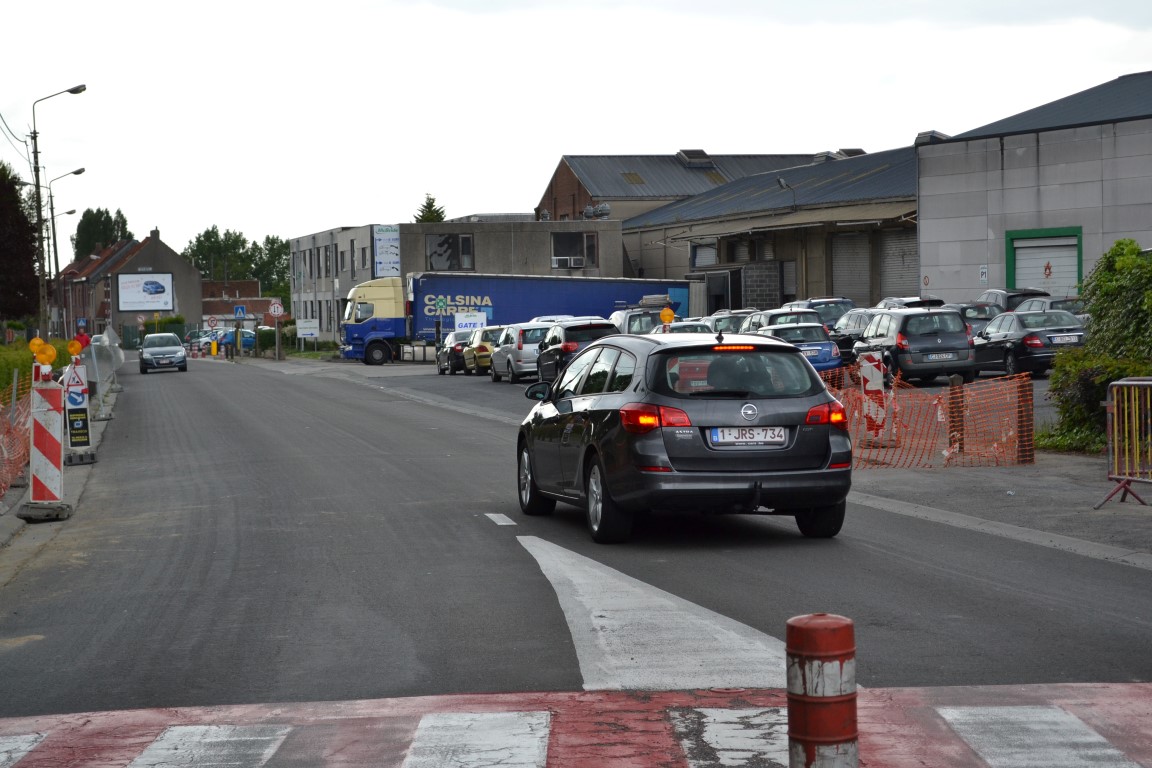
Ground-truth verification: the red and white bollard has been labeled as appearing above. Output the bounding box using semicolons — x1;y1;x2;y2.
786;613;857;767
20;364;73;520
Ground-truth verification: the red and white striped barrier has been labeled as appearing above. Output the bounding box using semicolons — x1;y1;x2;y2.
858;352;899;448
19;364;73;521
787;613;858;767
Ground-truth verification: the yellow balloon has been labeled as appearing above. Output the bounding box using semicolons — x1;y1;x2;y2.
36;345;58;365
67;339;82;356
28;337;44;353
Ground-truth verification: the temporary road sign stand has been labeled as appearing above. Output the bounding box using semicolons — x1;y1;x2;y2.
62;358;96;466
857;352;899;448
19;364;73;521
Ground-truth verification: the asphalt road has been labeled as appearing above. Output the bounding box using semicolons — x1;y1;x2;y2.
0;356;1147;721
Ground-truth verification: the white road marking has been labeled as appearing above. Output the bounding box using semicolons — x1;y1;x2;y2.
937;706;1141;768
486;513;517;526
127;724;291;767
670;708;790;767
518;536;788;690
0;734;45;768
849;492;1152;571
401;711;550;768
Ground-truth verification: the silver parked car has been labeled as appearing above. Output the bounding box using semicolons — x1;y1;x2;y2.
490;322;551;383
139;332;188;374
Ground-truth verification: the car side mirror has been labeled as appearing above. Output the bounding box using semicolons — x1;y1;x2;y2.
525;381;552;401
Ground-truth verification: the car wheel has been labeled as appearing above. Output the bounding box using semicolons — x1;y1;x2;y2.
437;359;446;375
794;500;845;538
179;365;188;372
1004;351;1019;376
139;367;147;374
585;457;633;544
518;443;555;516
490;364;502;382
962;369;976;384
464;365;473;375
508;363;520;384
449;365;457;375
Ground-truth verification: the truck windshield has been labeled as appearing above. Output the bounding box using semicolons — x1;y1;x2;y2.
350;302;373;322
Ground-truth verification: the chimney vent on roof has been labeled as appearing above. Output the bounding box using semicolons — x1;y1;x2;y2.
838;148;867;157
914;130;951;146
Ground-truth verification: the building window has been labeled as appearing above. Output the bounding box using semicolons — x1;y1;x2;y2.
324;246;331;277
551;232;596;269
426;234;474;270
361;246;368;270
340;249;346;273
308;248;314;278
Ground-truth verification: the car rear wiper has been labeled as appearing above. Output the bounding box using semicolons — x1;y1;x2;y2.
693;390;750;397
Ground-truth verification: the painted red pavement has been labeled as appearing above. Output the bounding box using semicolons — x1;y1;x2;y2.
1;683;1150;766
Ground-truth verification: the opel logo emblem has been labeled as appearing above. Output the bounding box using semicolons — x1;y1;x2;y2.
740;403;758;421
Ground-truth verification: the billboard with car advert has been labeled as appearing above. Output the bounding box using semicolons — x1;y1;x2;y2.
118;273;174;311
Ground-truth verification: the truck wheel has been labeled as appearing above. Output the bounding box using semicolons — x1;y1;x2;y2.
366;342;392;366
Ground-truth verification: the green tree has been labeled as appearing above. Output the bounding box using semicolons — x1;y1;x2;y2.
249;235;291;312
1079;238;1152;359
183;226;251;281
0;161;38;319
73;207;134;261
414;193;446;222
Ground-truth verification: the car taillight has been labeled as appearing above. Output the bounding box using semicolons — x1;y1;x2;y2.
1023;334;1044;348
831;345;840;358
620;403;692;434
517;330;524;351
454;343;464;352
805;401;848;430
967;326;974;348
896;332;910;350
561;341;579;353
478;344;489;353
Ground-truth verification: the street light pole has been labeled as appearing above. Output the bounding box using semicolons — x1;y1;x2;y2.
31;84;86;336
48;167;84;277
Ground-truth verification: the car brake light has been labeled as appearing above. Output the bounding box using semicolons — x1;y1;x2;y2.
896;332;910;350
454;343;464;352
831;345;840;358
1023;333;1044;348
805;401;848;430
561;341;579;353
517;330;524;351
620;403;692;434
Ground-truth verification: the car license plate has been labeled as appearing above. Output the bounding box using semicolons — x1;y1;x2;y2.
710;426;787;446
925;352;955;361
1051;335;1078;344
159;359;172;365
802;349;820;357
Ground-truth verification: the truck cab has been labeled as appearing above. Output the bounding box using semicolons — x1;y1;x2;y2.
340;277;405;365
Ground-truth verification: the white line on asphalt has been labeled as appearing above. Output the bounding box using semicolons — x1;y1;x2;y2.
518;536;788;690
849;492;1152;571
127;724;292;767
937;706;1141;768
670;708;790;767
401;711;550;768
486;513;517;526
0;734;45;768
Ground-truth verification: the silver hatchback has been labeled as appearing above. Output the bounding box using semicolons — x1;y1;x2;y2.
490;322;552;383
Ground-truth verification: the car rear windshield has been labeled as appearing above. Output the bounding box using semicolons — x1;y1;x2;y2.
624;313;663;334
813;304;849;323
521;328;547;344
903;313;966;335
650;348;824;398
568;324;617;343
1019;311;1082;329
769;326;829;343
712;315;745;333
1050;299;1085;314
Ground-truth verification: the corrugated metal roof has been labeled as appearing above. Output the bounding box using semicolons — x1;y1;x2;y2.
666;202;917;241
623;146;916;229
953;71;1152;140
565;153;815;199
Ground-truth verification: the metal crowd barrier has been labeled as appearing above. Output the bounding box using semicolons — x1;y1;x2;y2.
1095;377;1152;509
79;327;126;420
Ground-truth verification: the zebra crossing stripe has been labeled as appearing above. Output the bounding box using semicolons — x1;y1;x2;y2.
0;733;45;768
401;712;550;768
670;708;790;767
126;724;291;767
936;706;1141;768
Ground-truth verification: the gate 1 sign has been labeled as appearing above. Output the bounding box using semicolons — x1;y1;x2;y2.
454;312;486;332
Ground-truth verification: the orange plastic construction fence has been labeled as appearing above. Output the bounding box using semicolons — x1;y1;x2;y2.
822;365;1035;469
0;374;33;497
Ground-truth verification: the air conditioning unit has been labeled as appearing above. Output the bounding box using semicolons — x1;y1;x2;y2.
570;257;585;268
552;257;569;269
552;257;585;269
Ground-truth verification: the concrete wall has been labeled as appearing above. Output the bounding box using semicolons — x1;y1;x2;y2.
918;118;1152;302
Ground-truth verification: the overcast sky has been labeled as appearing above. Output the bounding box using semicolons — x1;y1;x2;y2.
3;1;1150;267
